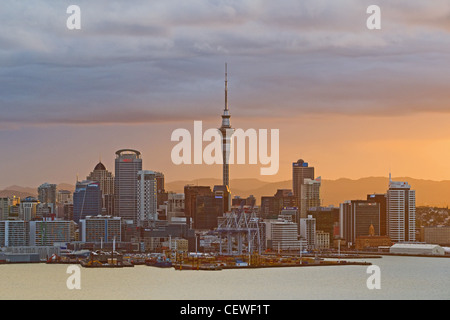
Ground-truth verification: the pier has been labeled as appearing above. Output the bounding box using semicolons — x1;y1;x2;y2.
171;253;372;271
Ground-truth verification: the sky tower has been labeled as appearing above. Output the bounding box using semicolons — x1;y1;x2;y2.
219;63;234;189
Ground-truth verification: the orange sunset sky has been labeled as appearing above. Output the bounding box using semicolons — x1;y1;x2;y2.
1;0;450;189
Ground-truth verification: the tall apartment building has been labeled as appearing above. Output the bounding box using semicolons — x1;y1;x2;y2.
0;198;11;220
387;175;416;243
114;149;142;225
300;177;321;218
37;183;57;213
300;215;316;251
292;159;315;216
137;170;158;228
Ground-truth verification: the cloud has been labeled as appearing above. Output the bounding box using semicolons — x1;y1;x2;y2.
1;0;450;129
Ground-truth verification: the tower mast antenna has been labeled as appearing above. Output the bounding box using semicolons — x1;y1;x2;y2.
225;62;228;111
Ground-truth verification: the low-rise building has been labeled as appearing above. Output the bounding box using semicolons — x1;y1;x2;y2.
422;226;450;246
389;243;445;256
315;230;330;250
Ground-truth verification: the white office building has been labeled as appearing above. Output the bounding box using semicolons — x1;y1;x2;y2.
269;220;301;252
387;175;416;243
300;215;316;251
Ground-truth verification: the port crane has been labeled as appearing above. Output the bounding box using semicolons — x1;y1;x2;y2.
216;200;263;256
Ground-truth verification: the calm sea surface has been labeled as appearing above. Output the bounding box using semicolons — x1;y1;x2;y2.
0;256;449;300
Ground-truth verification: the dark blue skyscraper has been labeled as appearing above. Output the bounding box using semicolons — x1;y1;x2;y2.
73;180;102;223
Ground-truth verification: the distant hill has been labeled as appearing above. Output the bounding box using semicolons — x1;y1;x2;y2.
2;177;449;207
0;183;75;199
3;185;37;196
56;183;75;192
0;190;35;199
166;177;450;208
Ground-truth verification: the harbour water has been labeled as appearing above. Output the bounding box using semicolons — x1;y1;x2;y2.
0;256;448;300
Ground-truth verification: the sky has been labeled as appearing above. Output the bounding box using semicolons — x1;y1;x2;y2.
1;0;450;189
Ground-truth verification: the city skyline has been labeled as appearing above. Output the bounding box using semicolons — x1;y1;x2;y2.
2;0;450;304
2;1;450;188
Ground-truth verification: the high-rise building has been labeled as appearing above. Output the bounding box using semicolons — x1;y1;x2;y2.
387;175;416;243
19;197;39;221
167;192;185;222
73;181;102;223
219;63;234;191
184;185;224;230
194;191;223;230
300;215;317;251
38;183;57;214
307;206;340;244
0;198;11;220
114;149;142;225
340;200;380;245
87;161;115;215
213;185;230;213
300;177;321;218
260;189;296;219
62;203;74;221
184;185;212;228
292;159;315;214
137;170;158;228
367;193;387;236
155;172;168;208
57;190;73;204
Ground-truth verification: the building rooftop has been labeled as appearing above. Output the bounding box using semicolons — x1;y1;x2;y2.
94;162;106;171
391;243;442;249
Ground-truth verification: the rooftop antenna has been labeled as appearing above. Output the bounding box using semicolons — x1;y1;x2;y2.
225;62;228;112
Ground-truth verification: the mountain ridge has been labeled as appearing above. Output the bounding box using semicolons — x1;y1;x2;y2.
1;177;449;207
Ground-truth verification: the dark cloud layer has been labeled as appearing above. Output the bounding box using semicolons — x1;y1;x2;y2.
1;0;450;128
